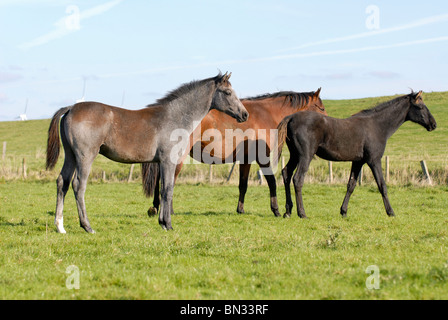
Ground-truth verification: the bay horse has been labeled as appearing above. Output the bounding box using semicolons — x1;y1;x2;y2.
143;88;326;217
277;91;437;219
46;72;248;233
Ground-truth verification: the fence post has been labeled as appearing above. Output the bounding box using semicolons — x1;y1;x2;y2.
420;160;432;185
226;162;236;182
385;156;390;183
102;170;106;182
209;164;213;183
328;161;333;184
127;164;134;183
257;169;264;185
22;158;27;179
358;166;363;185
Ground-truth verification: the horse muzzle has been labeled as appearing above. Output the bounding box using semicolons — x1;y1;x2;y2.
427;118;437;131
237;110;249;123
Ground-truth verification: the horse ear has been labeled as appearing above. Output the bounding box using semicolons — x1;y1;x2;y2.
223;72;231;82
219;72;228;83
314;87;321;98
416;90;423;98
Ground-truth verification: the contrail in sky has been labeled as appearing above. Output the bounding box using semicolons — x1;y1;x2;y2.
95;35;448;79
18;0;122;50
276;13;448;53
6;35;448;88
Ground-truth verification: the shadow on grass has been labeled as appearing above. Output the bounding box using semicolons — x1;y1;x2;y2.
173;210;235;217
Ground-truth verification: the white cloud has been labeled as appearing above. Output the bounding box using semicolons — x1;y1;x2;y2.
18;0;122;50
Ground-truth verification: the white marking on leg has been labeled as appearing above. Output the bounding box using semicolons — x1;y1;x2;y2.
55;217;66;234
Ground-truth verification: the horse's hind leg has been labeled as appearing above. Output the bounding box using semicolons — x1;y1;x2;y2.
158;163;176;230
282;157;298;218
292;157;312;219
259;163;280;217
72;157;96;233
340;161;364;217
55;156;75;233
368;159;395;217
54;120;75;233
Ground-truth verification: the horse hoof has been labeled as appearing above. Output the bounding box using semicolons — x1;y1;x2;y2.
159;222;174;231
83;227;95;234
148;207;158;217
273;210;281;217
56;227;66;234
283;213;291;218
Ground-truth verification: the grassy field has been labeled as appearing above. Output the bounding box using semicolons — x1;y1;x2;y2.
0;92;447;300
0;181;447;299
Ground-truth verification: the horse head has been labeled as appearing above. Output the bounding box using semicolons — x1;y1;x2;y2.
211;72;249;123
407;90;437;131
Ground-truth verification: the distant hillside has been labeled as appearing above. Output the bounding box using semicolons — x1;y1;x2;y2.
0;91;446;184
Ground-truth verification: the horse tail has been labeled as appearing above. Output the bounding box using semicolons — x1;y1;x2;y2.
142;162;159;197
275;115;291;162
46;106;72;170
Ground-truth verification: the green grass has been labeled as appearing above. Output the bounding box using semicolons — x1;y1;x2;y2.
1;181;447;299
0;92;447;300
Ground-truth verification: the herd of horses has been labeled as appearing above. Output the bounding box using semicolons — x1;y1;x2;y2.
46;72;437;233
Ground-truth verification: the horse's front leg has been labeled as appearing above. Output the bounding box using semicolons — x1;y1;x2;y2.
148;161;183;217
237;163;251;213
147;165;160;216
158;163;176;230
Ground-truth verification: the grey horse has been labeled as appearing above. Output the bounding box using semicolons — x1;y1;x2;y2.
46;72;248;233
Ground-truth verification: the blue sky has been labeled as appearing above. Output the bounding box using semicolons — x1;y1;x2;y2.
0;0;447;121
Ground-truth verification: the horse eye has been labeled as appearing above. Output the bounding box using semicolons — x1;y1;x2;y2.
224;90;232;96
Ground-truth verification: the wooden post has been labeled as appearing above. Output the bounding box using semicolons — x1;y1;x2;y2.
420;160;432;185
102;170;106;181
257;169;264;185
209;164;213;183
281;156;285;169
226;162;236;182
328;161;333;184
127;164;134;183
22;158;27;179
385;156;390;183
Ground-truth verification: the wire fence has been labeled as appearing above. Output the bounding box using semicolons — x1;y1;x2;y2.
2;140;447;187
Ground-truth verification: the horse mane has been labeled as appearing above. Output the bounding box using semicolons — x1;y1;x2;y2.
146;73;222;107
243;91;318;110
352;93;410;117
